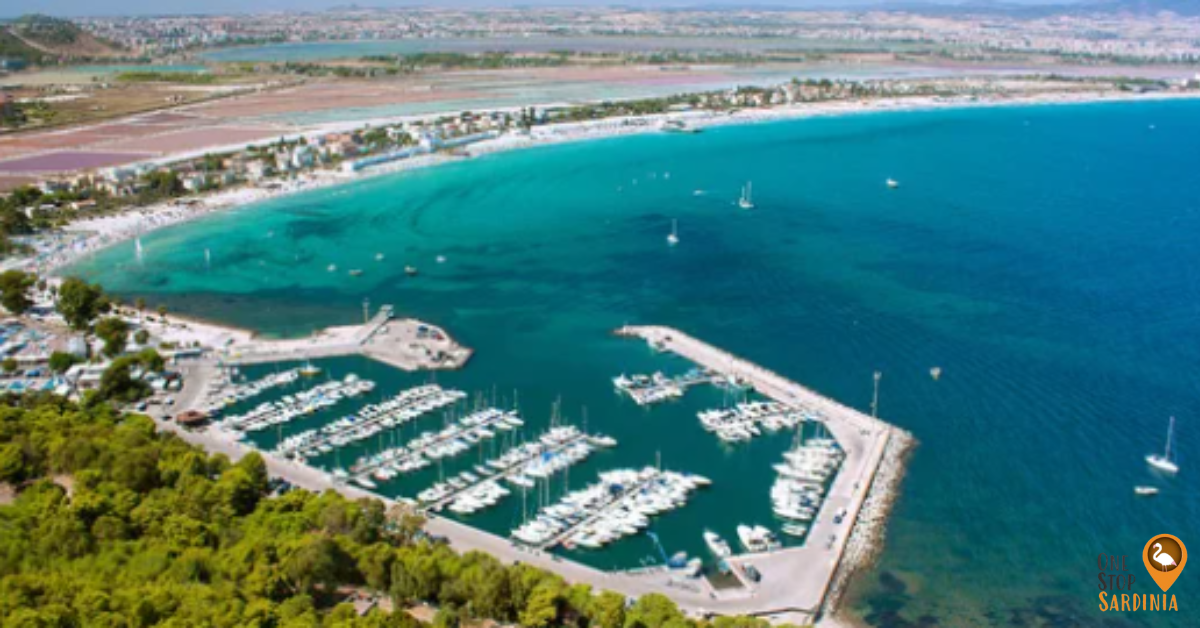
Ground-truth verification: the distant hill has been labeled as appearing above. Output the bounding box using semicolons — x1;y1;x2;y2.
786;0;1200;17
1082;0;1200;16
2;14;122;63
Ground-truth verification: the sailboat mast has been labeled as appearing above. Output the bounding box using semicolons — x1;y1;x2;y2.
1165;416;1174;459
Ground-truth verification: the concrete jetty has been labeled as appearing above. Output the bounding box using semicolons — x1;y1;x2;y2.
613;325;915;623
221;305;473;371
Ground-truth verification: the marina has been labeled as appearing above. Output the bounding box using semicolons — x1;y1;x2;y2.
167;324;911;624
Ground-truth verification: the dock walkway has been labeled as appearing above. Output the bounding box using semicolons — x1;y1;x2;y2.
534;472;663;550
424;431;592;510
614;325;910;621
354;408;517;478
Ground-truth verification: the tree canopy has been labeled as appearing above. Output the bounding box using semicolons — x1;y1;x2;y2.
0;270;36;315
55;278;108;332
0;393;786;628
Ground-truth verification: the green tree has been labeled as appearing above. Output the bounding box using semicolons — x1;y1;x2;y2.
134;329;150;345
56;277;106;331
94;356;150;403
135;348;165;372
284;536;350;595
48;351;80;373
591;591;627;628
520;579;563;628
625;593;684;628
0;269;36;314
94;317;130;358
2;357;17;374
0;441;25;483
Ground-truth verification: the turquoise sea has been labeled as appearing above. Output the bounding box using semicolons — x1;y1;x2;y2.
69;100;1200;627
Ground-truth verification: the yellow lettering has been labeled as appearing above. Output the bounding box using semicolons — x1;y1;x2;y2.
1169;595;1177;611
1133;594;1141;611
1121;594;1130;611
1152;594;1160;611
1099;592;1108;611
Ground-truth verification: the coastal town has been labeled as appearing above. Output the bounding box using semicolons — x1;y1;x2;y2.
67;7;1200;64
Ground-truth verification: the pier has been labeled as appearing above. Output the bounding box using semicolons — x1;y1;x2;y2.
612;325;913;623
613;368;720;405
422;429;596;510
221;305;473;372
275;385;465;458
351;407;521;481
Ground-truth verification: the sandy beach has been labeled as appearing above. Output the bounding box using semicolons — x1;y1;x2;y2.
34;88;1200;280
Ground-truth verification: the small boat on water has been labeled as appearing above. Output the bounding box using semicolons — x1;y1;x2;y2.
299;361;322;377
405;266;418;276
436;255;447;264
930;366;942;381
704;530;732;558
375;253;385;261
1135;486;1159;496
781;523;808;537
327;264;337;272
1146;416;1179;475
887;178;900;189
667;219;679;246
348;269;363;277
738;182;754;210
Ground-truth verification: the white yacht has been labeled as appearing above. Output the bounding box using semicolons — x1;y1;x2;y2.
1134;486;1159;496
1146;416;1179;474
703;530;732;558
737;524;767;553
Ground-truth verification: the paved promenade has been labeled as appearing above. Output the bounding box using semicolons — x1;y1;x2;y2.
220;306;472;371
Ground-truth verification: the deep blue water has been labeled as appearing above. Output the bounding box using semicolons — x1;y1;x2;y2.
70;99;1200;626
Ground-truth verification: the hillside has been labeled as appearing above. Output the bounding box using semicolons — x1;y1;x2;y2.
4;14;122;61
1093;0;1200;15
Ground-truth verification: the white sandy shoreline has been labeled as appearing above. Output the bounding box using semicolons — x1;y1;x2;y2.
34;88;1200;279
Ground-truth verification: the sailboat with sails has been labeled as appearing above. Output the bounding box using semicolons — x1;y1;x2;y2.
738;182;754;209
1146;416;1179;474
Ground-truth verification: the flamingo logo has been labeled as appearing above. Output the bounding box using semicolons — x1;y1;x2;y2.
1143;534;1187;592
